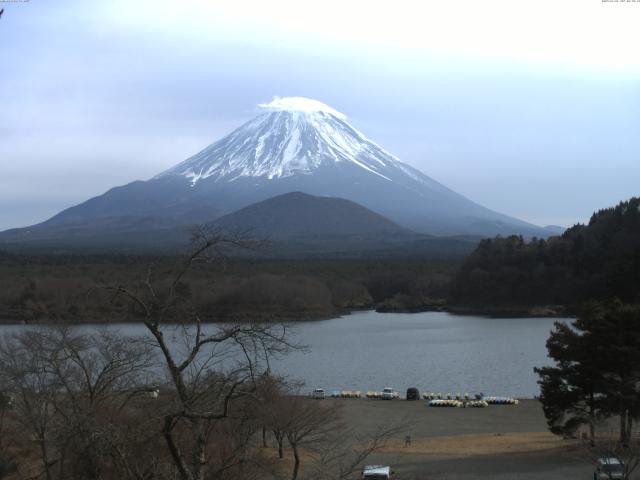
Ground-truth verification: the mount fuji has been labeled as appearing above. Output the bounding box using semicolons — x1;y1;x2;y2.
0;97;551;253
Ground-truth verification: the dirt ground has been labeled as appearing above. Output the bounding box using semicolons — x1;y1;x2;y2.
329;398;593;480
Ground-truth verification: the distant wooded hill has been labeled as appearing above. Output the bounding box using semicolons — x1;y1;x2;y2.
0;192;479;259
212;191;412;238
450;197;640;311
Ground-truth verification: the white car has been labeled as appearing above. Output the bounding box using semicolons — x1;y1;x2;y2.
594;456;624;480
362;465;392;479
311;388;325;399
382;387;395;400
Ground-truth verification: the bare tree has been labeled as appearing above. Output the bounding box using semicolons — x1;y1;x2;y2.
0;330;62;480
0;388;16;479
0;227;409;480
0;228;294;480
253;373;293;458
0;327;159;480
104;227;294;480
309;421;406;480
0;390;11;450
270;392;406;480
279;395;341;480
45;328;157;479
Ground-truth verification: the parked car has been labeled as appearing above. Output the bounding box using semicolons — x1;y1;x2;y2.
382;387;395;400
594;456;624;480
362;465;393;479
311;388;325;399
406;387;419;400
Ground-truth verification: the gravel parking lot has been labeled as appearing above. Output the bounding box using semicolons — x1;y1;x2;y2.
330;398;592;479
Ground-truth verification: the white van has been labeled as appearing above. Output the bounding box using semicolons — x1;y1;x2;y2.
382;388;395;400
362;465;391;479
311;388;325;399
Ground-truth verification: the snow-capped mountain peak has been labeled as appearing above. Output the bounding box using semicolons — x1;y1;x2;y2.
257;96;347;119
155;97;404;185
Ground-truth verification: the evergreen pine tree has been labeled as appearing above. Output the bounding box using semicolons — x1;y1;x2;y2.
536;301;640;445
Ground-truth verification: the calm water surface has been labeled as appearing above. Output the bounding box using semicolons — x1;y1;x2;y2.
272;311;566;398
0;311;567;398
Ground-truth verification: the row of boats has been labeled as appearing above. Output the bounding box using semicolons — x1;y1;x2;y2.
422;392;519;404
322;390;401;399
313;389;518;405
427;397;519;407
428;399;490;408
427;395;519;407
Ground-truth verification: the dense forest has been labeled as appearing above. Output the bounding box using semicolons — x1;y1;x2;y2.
0;253;454;323
450;197;640;313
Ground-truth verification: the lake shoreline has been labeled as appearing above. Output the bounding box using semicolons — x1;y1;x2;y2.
0;303;574;325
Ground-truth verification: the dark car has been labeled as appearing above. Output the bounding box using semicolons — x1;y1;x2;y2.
406;387;420;400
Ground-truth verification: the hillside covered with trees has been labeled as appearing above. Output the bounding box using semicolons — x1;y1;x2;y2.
0;253;454;324
450;197;640;313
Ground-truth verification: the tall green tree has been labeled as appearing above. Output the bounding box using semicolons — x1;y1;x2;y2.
535;318;605;445
535;301;640;445
582;301;640;445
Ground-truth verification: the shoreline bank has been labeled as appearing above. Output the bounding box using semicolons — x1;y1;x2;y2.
0;303;574;325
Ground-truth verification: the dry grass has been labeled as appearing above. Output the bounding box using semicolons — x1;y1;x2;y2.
380;432;576;457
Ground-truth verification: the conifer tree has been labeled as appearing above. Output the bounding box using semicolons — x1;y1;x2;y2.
536;300;640;445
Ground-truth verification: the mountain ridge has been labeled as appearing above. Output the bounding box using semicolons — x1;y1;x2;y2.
1;96;553;250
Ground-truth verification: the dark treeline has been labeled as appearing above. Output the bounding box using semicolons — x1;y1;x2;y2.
0;254;455;323
450;197;640;313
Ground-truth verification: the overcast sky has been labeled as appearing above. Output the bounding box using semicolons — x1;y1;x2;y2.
1;0;639;230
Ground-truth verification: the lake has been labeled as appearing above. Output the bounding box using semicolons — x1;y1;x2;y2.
0;311;567;398
271;311;565;398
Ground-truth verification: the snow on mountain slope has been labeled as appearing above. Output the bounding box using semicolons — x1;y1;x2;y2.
155;97;423;186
